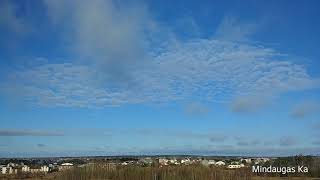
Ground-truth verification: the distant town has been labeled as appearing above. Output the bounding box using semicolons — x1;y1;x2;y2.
0;155;271;175
1;155;319;179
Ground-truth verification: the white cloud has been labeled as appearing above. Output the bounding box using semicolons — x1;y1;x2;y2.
1;39;319;108
214;16;258;42
44;0;152;84
231;94;271;113
291;101;320;119
1;1;319;108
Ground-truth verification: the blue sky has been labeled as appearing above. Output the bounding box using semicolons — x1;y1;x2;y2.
0;0;320;157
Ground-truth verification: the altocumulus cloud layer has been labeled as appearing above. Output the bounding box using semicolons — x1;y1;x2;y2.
0;0;319;108
2;41;318;108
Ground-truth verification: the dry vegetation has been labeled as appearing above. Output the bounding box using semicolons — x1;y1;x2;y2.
2;165;317;180
56;165;252;180
56;159;320;180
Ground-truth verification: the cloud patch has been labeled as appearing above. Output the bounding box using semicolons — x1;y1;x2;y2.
124;128;227;142
184;102;211;116
291;101;320;119
237;139;260;146
231;95;270;113
37;144;46;148
214;16;258;42
44;0;152;85
279;137;297;146
0;129;64;136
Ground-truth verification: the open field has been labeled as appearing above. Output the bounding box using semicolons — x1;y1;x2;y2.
54;165;319;180
1;167;319;180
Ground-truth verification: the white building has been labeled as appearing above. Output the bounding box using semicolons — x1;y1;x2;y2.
59;163;74;171
228;164;241;169
215;161;226;166
41;166;49;173
7;162;17;167
159;158;169;166
208;160;216;165
169;159;179;165
180;158;191;165
1;167;6;174
22;165;30;172
121;162;128;166
1;166;14;174
254;158;270;164
61;163;73;166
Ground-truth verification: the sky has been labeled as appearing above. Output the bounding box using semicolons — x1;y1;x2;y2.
0;0;320;157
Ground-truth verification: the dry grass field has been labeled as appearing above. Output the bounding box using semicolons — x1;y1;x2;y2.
54;165;319;180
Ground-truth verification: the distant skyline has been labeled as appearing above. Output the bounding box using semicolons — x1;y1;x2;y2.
0;0;320;157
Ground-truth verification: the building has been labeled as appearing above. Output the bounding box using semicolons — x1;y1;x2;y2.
30;168;41;173
168;158;179;165
41;166;49;173
59;163;74;171
227;164;241;169
159;158;169;166
1;166;16;174
215;161;226;166
180;158;191;165
121;162;128;166
208;160;216;165
254;158;270;164
1;166;6;174
230;161;240;165
241;158;252;164
139;158;153;166
7;162;18;168
22;165;30;172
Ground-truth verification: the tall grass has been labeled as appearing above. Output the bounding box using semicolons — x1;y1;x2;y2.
57;165;252;180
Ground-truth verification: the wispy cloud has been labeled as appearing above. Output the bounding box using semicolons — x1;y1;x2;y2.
0;128;225;142
0;129;64;136
121;128;227;142
214;16;258;42
237;139;261;146
208;135;228;143
37;144;46;148
184;102;211;116
291;101;320;119
231;95;270;113
279;137;297;146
